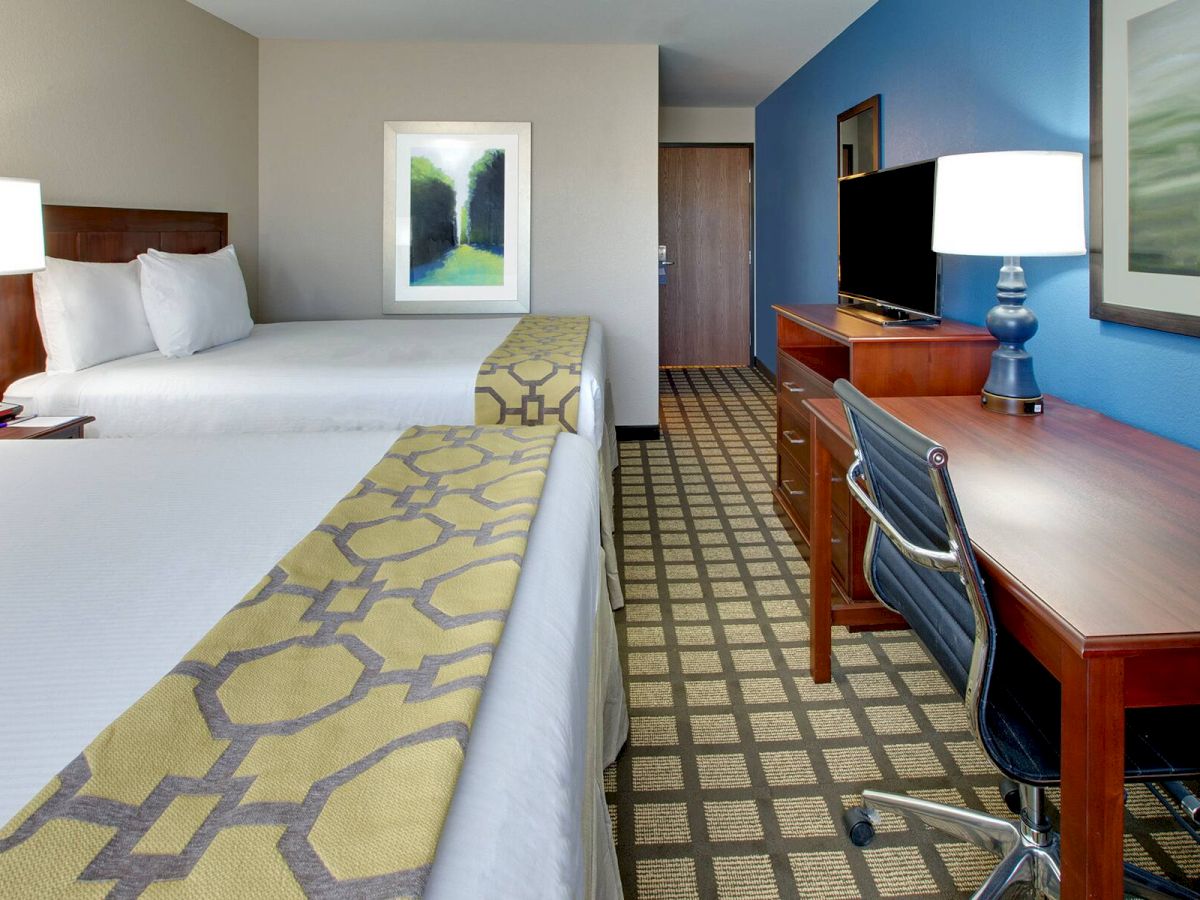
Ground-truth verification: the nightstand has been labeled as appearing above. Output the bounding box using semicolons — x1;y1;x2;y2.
0;415;94;440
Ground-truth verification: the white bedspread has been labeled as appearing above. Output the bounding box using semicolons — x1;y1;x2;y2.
0;431;623;897
5;317;609;453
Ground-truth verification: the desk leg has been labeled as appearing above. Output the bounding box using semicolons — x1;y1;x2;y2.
809;427;833;684
1059;652;1125;899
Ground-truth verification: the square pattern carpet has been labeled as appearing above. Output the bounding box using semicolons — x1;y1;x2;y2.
603;366;1200;898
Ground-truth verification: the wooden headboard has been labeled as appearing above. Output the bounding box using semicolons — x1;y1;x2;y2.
0;205;228;394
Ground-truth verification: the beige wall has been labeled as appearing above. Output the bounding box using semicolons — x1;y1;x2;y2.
659;107;755;144
0;0;259;303
258;41;660;426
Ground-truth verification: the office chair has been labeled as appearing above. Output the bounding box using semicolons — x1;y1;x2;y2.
832;379;1200;899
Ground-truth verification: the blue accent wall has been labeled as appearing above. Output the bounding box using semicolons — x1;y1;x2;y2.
755;0;1200;448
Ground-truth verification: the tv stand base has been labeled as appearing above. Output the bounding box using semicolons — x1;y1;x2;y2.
838;305;939;329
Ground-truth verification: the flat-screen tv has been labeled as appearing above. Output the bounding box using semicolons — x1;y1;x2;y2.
838;159;940;320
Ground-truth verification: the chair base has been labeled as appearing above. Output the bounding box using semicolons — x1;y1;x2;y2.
857;788;1197;899
861;788;1059;899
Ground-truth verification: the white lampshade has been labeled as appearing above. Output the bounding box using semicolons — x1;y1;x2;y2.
0;177;46;275
932;151;1086;257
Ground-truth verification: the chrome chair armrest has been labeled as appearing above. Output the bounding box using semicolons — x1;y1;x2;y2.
846;458;960;572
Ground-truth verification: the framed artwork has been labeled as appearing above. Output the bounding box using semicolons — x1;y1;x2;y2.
383;121;531;315
1091;0;1200;336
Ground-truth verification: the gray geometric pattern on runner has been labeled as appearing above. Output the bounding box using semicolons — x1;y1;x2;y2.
474;315;588;432
0;424;556;899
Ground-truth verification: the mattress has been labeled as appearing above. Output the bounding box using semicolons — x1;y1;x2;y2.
5;317;611;454
0;431;625;897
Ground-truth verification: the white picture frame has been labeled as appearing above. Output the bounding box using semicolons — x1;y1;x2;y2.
383;121;531;315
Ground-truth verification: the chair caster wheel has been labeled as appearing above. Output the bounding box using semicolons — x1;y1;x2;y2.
999;778;1021;815
845;806;878;847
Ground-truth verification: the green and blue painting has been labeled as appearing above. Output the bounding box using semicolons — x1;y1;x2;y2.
1128;0;1200;277
409;145;505;286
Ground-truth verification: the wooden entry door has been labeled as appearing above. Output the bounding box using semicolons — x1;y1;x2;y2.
659;145;752;366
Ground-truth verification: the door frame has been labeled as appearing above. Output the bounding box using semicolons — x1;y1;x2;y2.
658;142;756;367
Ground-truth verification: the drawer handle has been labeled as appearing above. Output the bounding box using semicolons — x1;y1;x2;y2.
781;480;806;498
831;475;844;484
782;381;806;394
782;430;806;446
831;537;843;545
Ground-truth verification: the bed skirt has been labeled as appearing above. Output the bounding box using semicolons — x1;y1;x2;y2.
587;548;629;899
601;384;624;610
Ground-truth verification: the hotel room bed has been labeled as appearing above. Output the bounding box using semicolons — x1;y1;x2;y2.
4;317;614;460
0;430;626;898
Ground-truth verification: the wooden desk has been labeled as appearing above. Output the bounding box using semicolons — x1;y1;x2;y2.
803;394;1200;900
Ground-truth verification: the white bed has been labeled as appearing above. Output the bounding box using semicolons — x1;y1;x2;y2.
5;318;612;456
0;431;626;898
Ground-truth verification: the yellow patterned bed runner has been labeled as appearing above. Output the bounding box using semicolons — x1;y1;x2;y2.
475;314;589;433
0;424;559;898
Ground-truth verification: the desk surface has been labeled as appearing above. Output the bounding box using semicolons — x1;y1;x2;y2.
806;395;1200;653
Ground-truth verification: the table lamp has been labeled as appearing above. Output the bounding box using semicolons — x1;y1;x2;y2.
932;151;1085;415
0;177;45;276
0;178;44;424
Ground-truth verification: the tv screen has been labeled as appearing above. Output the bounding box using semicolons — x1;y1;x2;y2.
838;160;940;319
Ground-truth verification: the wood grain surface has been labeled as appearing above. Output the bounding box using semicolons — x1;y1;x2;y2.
660;147;752;365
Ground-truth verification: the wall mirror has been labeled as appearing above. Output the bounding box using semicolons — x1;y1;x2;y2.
837;95;881;177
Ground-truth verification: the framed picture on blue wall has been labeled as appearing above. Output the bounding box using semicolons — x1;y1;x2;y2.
1090;0;1200;337
382;121;531;315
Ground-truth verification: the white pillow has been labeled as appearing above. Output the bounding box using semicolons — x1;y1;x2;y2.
32;257;157;372
138;245;253;358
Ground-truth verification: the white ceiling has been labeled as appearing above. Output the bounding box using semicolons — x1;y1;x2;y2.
186;0;875;106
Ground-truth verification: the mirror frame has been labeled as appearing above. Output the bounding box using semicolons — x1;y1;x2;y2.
837;94;881;178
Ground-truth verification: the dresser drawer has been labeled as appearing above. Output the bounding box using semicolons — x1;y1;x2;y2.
778;400;811;474
778;352;835;410
778;451;810;531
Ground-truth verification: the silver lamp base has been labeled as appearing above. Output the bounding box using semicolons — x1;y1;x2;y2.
981;390;1044;416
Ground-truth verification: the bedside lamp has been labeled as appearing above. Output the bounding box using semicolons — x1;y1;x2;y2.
932;151;1085;415
0;177;46;276
0;178;44;425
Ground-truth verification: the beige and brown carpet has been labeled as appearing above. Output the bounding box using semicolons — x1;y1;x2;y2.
604;366;1199;899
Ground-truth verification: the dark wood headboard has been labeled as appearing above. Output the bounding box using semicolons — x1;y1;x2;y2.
0;205;228;394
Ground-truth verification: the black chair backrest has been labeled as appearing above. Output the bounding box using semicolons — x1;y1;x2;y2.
834;380;994;706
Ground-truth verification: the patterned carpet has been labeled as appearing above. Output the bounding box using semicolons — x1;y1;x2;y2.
604;366;1199;899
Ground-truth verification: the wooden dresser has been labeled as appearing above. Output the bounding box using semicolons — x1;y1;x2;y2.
771;304;995;613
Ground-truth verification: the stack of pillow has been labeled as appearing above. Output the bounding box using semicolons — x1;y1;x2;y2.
32;245;253;372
